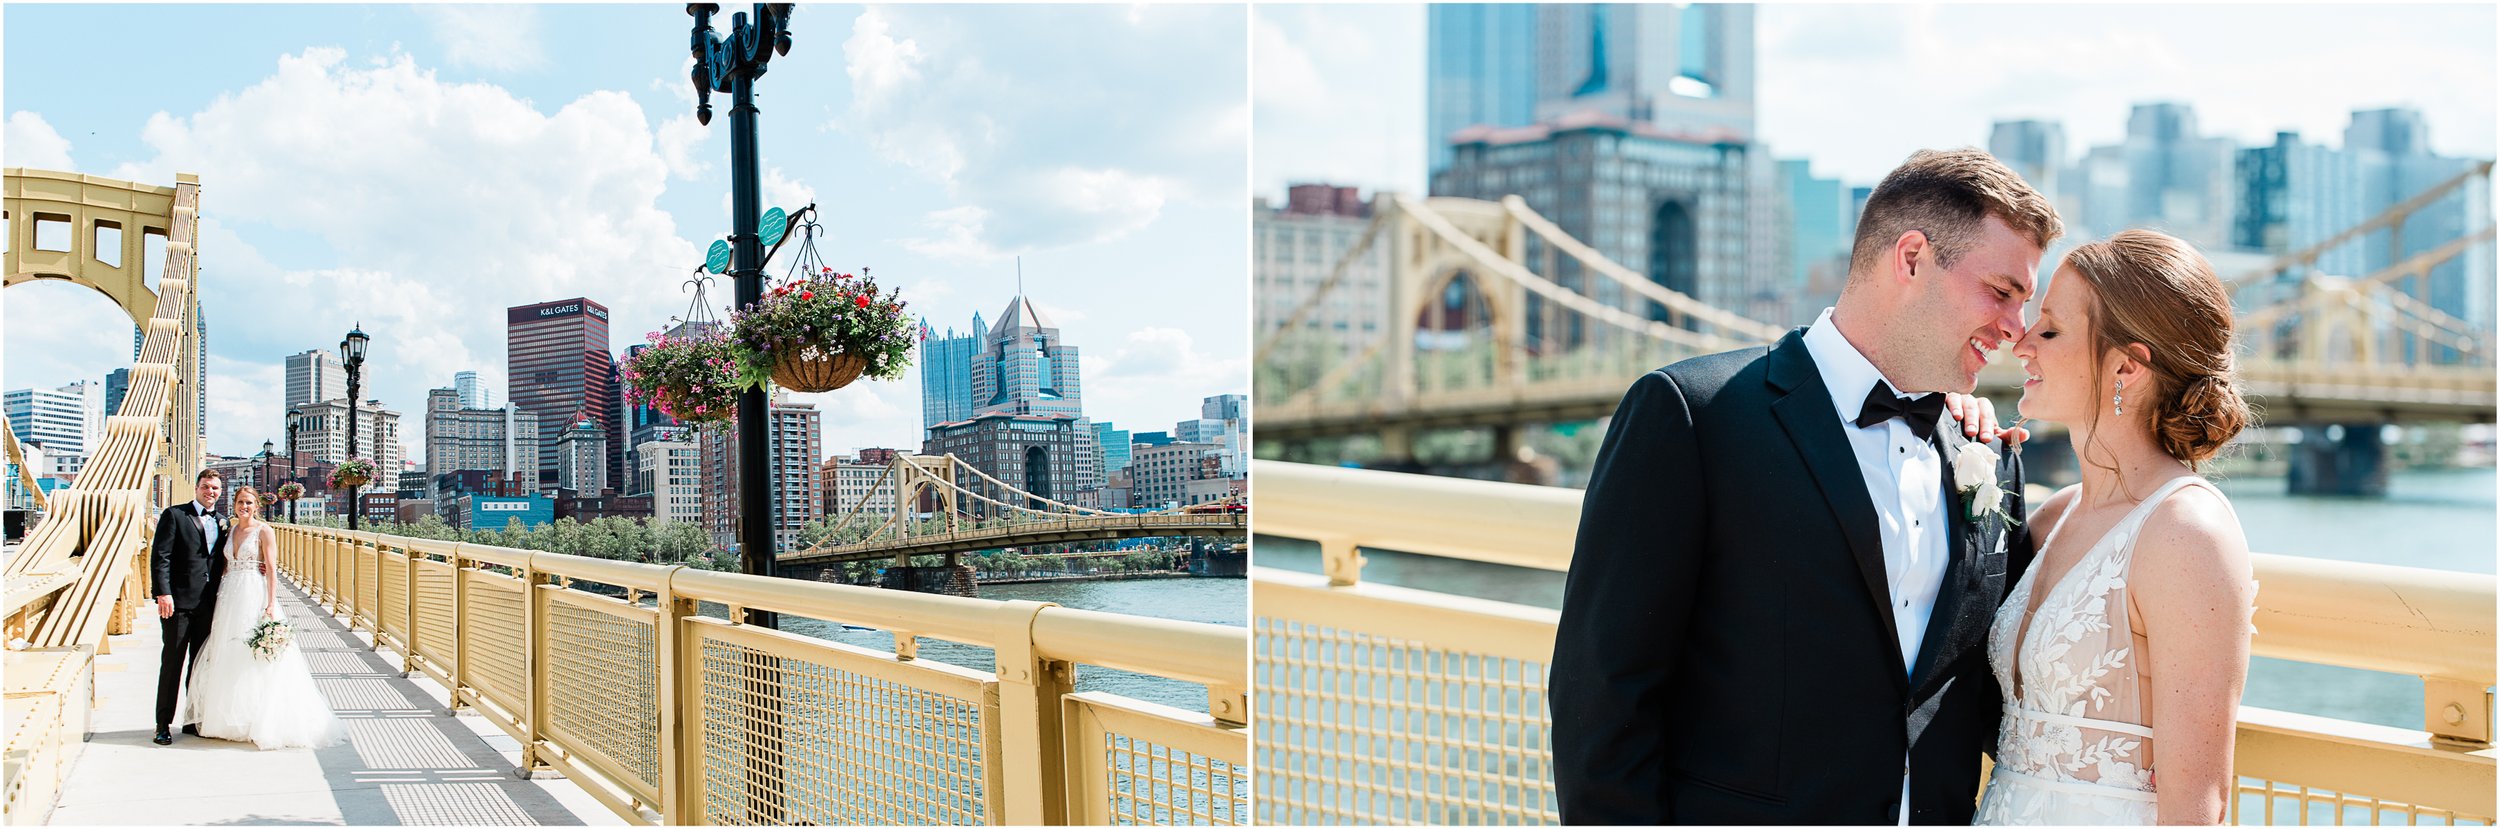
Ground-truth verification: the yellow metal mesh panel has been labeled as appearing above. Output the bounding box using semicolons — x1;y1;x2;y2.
462;573;527;714
695;632;991;825
356;545;378;627
1254;616;1556;825
379;552;407;644
412;560;456;673
1100;730;1250;825
2232;779;2493;826
545;596;661;799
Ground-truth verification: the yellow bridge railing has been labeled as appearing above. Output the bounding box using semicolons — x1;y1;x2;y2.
273;523;1250;826
1250;460;2496;825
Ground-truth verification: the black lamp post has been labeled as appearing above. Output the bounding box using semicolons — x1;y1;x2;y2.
258;440;275;519
285;407;302;524
341;325;370;530
689;2;793;631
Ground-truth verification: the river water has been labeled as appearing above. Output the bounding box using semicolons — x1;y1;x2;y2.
1254;466;2493;747
766;576;1248;714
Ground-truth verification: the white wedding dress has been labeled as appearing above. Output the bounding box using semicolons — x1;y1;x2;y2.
184;525;346;750
1974;476;2245;825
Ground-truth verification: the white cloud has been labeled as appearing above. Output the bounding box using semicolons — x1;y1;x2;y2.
204;354;286;454
1086;327;1249;433
833;6;1245;256
5;112;76;170
788;377;916;461
418;5;547;73
88;47;702;461
1754;4;2498;184
1249;5;1427;200
657;114;712;180
1;281;138;405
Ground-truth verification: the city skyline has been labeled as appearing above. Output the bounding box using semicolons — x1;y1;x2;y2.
1254;4;2496;200
2;4;1250;466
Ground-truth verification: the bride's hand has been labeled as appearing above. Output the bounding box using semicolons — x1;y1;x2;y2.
1944;393;2028;446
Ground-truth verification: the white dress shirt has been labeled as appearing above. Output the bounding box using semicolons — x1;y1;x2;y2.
1801;308;1950;825
193;499;222;555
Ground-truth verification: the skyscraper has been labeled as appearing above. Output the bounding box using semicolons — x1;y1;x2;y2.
1531;4;1754;141
699;394;822;551
506;298;617;491
1255;188;1389;363
423;387;538;500
454;370;487;409
919;311;984;434
557;419;609;495
1427;4;1541;175
1429;3;1778;334
285;349;346;413
4;383;99;458
2233;108;2494;355
101;368;131;419
1091;421;1131;486
972;296;1082;419
1780;158;1856;313
2073;103;2237;247
1430;4;1755;173
1989;119;2068;209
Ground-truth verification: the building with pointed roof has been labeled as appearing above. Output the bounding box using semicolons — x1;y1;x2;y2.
972;294;1083;419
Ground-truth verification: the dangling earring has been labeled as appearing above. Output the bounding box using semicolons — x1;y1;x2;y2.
2114;380;2125;416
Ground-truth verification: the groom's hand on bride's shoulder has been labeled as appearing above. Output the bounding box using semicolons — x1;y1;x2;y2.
1945;393;2029;447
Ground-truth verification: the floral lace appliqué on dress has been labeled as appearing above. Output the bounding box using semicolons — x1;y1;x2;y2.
1973;476;2245;826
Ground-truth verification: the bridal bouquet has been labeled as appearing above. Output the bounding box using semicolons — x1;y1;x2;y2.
248;617;293;661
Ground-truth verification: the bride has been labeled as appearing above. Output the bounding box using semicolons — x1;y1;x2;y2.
184;486;345;750
1974;228;2260;824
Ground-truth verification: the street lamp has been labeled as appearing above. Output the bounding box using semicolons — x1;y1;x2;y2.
341;324;369;530
689;2;794;631
689;8;796;819
259;439;274;518
285;407;303;524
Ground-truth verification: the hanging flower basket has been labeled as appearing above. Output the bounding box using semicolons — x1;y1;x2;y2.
772;347;869;393
729;213;915;394
624;324;741;426
328;458;375;490
275;482;305;502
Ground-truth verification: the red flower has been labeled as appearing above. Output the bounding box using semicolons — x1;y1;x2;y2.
855;294;870;308
801;290;814;300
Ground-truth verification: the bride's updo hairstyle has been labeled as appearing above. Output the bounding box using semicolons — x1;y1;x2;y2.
2060;229;2253;469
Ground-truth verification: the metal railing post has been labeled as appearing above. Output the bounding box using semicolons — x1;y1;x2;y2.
520;551;552;778
993;599;1073;825
655;565;693;825
449;543;472;713
401;538;418;676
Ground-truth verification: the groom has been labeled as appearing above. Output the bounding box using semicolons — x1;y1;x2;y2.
151;468;236;746
1552;149;2061;824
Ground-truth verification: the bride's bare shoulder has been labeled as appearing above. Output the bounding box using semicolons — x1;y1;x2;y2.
2130;479;2254;615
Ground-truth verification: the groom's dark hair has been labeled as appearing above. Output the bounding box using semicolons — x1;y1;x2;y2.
196;468;223;484
1848;148;2062;281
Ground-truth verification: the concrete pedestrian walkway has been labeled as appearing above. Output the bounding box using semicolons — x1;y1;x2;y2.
43;573;619;825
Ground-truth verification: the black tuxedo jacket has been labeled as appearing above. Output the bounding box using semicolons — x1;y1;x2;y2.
1550;330;2034;825
151;502;230;610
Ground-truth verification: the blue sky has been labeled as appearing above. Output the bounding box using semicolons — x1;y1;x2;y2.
1254;3;2497;197
5;4;1250;465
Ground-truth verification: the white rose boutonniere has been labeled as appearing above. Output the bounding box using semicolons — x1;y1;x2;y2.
1952;441;2018;524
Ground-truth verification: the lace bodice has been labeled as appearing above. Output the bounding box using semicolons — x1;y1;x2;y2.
224;524;268;569
1986;476;2229;794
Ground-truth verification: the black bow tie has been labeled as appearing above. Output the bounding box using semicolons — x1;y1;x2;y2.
1855;381;1945;441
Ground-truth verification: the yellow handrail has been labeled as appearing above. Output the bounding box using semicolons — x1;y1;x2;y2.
1251;459;2496;825
276;523;1248;826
